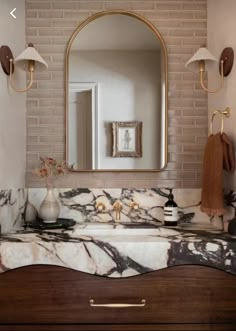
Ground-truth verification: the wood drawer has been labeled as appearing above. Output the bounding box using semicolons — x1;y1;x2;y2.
0;324;236;331
0;265;235;324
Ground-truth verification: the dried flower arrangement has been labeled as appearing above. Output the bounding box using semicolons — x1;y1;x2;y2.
34;157;68;188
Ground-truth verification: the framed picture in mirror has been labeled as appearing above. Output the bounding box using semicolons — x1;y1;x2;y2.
112;121;142;158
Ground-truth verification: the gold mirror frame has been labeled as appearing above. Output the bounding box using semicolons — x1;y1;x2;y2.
65;10;168;172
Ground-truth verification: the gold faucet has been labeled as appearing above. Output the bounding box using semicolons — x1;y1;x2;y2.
112;200;123;221
129;202;139;211
95;202;106;212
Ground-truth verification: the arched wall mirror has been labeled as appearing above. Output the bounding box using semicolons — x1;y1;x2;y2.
65;10;168;171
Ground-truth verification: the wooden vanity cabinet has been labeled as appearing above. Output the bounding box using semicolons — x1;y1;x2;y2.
0;265;235;330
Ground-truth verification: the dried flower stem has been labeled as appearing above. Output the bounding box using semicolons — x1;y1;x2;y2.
33;157;68;188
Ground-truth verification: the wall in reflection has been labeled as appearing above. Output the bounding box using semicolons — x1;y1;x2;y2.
69;49;162;169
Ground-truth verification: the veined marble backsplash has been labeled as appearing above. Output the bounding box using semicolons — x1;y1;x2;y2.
0;188;235;234
0;188;236;233
28;188;211;225
0;189;28;233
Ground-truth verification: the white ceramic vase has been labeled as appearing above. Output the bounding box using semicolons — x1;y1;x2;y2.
39;188;60;223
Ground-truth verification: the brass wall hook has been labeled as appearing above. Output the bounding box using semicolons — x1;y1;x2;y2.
210;107;231;135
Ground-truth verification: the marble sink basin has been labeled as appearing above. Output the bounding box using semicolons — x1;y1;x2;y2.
71;223;179;237
70;222;219;237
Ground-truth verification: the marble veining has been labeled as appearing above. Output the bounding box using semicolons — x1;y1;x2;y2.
0;188;229;233
0;188;235;278
0;189;27;233
27;188;224;229
224;190;236;224
0;225;235;278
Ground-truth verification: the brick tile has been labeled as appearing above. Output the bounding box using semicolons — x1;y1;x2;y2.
39;136;64;143
169;136;195;144
38;28;65;36
26;28;37;36
27;2;51;10
27;19;52;27
38;11;64;19
183;127;207;135
52;1;76;10
26;10;38;18
76;1;104;10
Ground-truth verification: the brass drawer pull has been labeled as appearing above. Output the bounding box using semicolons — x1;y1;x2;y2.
89;299;146;308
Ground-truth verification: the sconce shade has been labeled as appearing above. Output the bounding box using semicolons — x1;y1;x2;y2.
14;45;48;71
185;47;217;73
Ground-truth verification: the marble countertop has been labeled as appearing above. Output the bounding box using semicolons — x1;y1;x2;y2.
0;224;236;278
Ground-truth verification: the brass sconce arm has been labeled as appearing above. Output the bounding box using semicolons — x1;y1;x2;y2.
185;47;234;94
9;59;34;93
199;60;224;94
0;43;48;93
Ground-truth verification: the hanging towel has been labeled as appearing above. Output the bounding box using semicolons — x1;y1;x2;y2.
201;132;235;216
221;133;235;173
201;133;224;216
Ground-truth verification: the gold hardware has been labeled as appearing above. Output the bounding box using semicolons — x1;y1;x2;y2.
96;202;106;212
186;47;234;94
89;299;146;308
129;202;139;210
65;10;168;172
112;200;123;221
199;60;224;94
210;107;231;135
9;58;34;93
28;60;35;73
1;43;47;93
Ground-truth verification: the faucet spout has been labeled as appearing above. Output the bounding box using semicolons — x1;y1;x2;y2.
112;200;123;221
116;209;120;221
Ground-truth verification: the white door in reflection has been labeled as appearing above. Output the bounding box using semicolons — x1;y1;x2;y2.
68;83;98;169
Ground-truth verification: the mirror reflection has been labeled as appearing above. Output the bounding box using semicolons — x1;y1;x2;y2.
67;12;167;171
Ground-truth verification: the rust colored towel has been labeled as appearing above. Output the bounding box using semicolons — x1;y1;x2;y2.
201;132;235;216
222;133;235;173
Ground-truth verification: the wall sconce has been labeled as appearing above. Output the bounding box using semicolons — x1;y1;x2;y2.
185;47;234;93
0;43;48;93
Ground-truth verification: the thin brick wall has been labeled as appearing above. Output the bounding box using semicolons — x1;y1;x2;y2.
25;0;208;188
